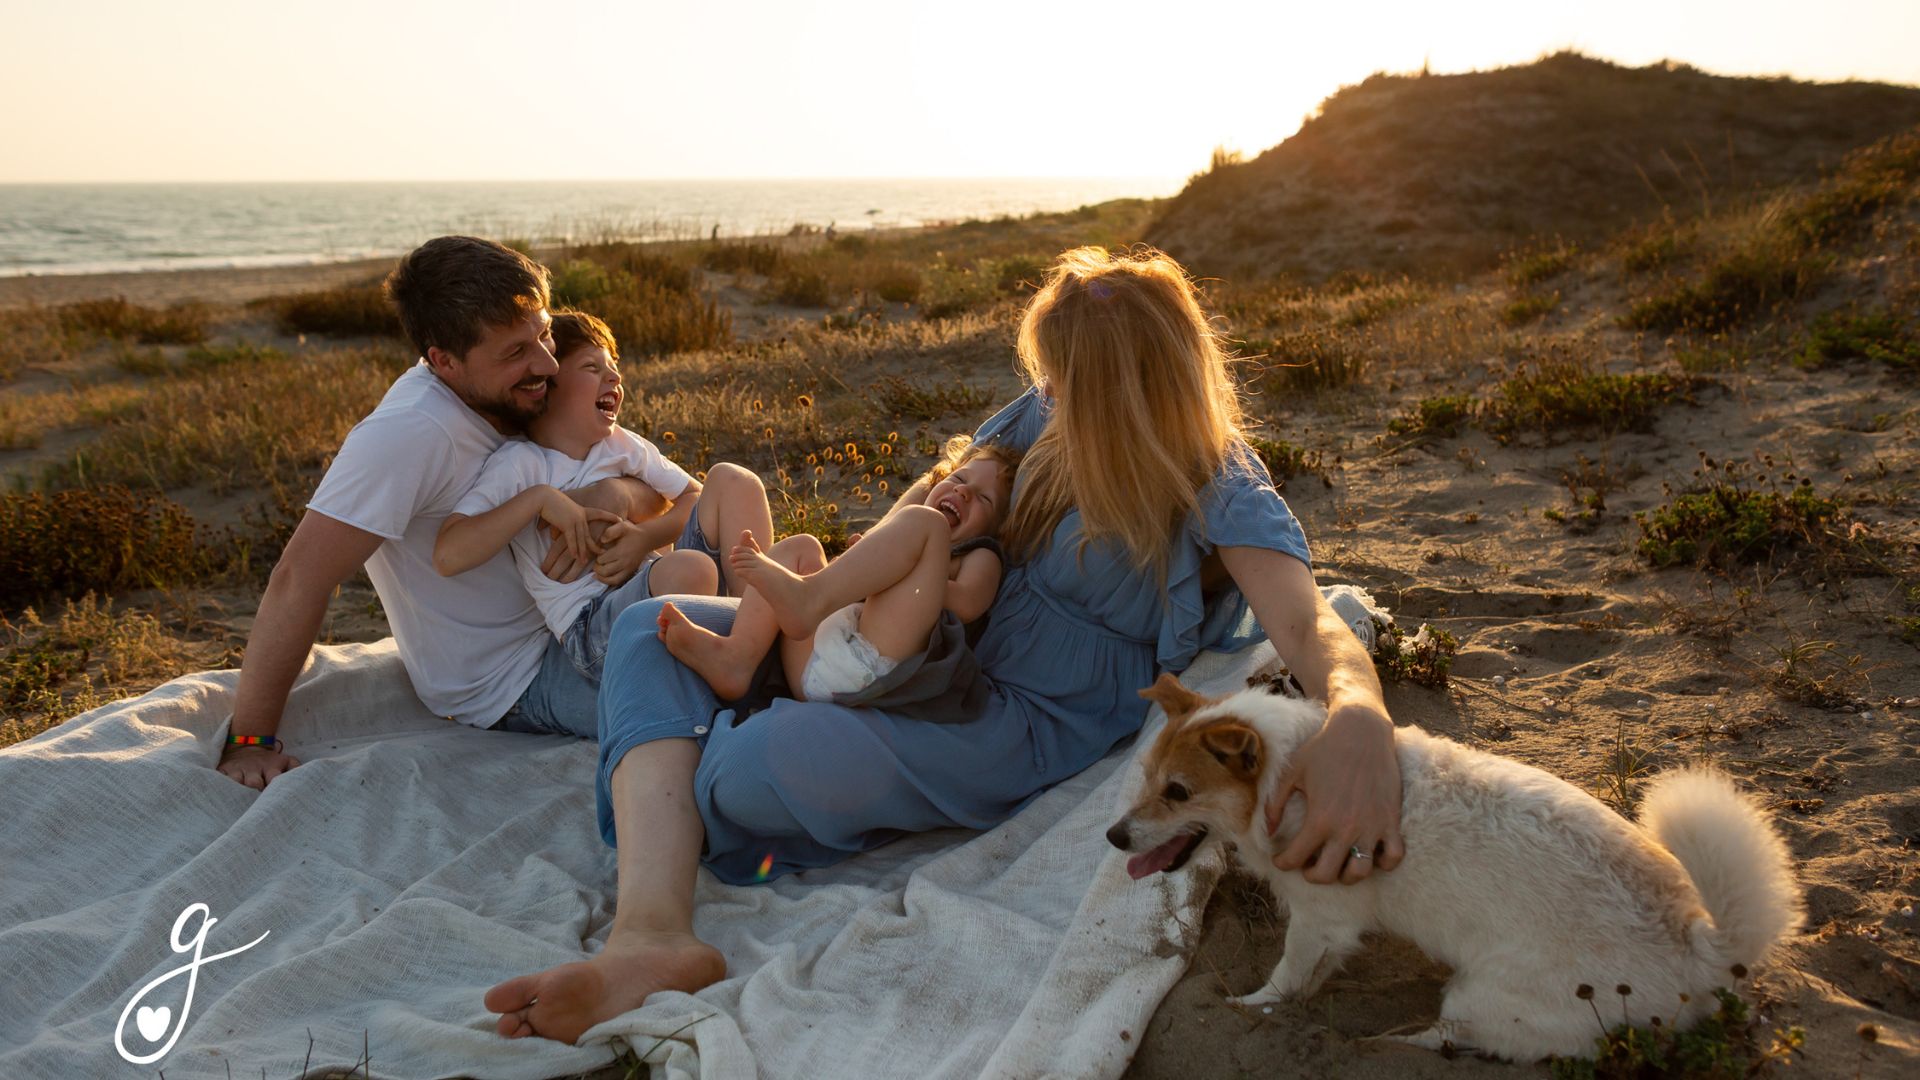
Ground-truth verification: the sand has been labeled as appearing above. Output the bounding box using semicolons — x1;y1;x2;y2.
5;254;1917;1079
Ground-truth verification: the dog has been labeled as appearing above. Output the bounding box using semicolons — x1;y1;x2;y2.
1106;673;1802;1061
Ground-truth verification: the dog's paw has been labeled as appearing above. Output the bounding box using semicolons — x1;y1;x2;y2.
1225;986;1288;1009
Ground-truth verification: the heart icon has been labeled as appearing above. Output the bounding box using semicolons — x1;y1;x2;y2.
135;1005;171;1042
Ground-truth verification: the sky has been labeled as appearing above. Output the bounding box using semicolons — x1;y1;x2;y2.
2;0;1917;183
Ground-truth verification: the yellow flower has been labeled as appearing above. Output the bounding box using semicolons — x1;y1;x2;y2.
880;444;892;455
662;431;677;444
886;431;898;442
752;399;764;412
857;491;872;504
814;465;825;477
797;394;814;408
763;426;775;439
878;480;889;493
825;503;839;515
844;442;856;455
806;453;818;465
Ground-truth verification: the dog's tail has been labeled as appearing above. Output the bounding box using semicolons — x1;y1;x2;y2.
1639;768;1802;967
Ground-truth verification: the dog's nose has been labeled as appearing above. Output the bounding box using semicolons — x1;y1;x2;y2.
1106;822;1131;850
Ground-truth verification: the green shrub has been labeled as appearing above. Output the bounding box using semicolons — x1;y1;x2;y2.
1375;622;1458;689
1488;360;1691;437
597;282;733;357
1624;241;1818;334
1503;291;1561;325
1246;435;1325;486
1636;463;1843;570
1795;308;1919;368
0;487;226;608
1387;394;1476;439
1549;986;1803;1080
1504;241;1578;287
269;284;399;338
870;263;924;304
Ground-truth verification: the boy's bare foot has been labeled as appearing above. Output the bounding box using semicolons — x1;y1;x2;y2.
728;533;825;640
658;602;756;701
484;929;725;1044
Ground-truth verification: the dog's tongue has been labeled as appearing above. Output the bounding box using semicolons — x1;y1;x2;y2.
1125;835;1191;879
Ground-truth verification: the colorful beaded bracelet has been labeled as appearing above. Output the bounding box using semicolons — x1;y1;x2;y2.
226;734;281;751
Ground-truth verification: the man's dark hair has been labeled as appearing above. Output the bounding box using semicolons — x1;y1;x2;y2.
383;236;551;360
550;309;620;364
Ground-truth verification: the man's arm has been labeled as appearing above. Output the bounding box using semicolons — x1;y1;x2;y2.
590;478;702;585
220;511;386;790
540;476;678;583
1218;544;1404;886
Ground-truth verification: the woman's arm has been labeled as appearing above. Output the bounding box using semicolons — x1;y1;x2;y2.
943;550;1002;623
1217;544;1404;886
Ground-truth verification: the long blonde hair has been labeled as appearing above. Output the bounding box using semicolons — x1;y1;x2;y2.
1002;246;1247;574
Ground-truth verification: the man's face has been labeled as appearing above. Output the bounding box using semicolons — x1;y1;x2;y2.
428;310;558;432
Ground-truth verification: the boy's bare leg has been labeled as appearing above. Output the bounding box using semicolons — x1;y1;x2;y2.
485;739;723;1043
696;463;774;597
647;548;720;597
662;533;824;700
732;505;948;640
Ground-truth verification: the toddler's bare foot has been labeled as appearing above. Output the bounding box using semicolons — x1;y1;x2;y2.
658;602;756;701
484;929;725;1044
728;534;825;640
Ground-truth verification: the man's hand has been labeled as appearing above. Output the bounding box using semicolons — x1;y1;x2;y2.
1265;702;1404;885
217;746;302;791
537;489;620;567
593;521;655;585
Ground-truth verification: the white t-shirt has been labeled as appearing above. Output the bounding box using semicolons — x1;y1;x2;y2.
307;362;549;727
453;429;693;639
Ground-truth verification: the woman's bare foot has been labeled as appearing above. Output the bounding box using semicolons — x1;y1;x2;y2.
658;602;756;701
484;929;725;1044
728;534;826;639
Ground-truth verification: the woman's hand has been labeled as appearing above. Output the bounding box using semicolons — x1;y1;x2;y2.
1264;702;1404;883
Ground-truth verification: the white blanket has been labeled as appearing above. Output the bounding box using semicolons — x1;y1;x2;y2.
0;637;1269;1079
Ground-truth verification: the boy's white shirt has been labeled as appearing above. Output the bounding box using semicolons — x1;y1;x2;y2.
453;427;693;640
306;362;548;727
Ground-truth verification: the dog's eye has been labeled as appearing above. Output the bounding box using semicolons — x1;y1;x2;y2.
1162;782;1190;802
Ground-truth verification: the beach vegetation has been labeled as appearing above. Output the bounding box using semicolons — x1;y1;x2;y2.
267;283;399;339
1245;434;1326;487
1793;307;1919;369
57;297;212;345
1386;394;1476;439
1548;986;1803;1079
1502;290;1562;325
1244;329;1371;397
1636;459;1844;570
1503;240;1579;287
1486;356;1693;437
0;487;228;609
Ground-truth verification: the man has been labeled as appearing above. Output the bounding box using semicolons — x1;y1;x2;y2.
216;236;695;788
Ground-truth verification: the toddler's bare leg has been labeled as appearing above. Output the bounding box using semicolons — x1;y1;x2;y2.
732;505;950;641
695;463;774;597
662;534;823;700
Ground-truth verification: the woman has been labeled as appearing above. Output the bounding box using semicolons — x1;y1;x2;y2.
485;247;1404;1043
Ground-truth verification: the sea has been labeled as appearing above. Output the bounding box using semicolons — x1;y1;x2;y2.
0;177;1182;278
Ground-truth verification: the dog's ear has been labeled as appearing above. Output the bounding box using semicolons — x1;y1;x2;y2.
1199;723;1261;778
1140;673;1207;719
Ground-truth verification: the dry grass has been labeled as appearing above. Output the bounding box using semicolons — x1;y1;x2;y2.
0;380;147;449
0;592;229;746
44;344;407;495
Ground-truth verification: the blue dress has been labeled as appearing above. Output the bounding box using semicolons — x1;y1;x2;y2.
594;387;1313;884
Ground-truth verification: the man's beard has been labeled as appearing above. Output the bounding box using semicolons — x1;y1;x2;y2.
463;383;548;433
